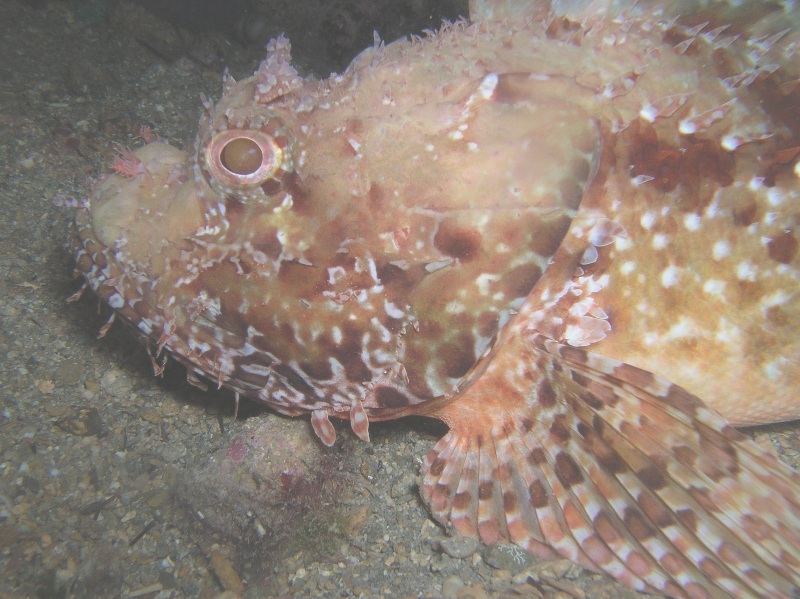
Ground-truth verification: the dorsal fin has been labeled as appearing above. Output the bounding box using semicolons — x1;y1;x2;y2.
468;0;547;22
468;0;620;23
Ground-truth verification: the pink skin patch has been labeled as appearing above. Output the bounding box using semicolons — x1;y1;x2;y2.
111;148;147;178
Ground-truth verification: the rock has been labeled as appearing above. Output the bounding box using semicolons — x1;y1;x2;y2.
484;543;534;573
524;558;578;582
442;575;464;598
438;535;479;559
99;368;134;397
54;407;104;437
209;549;245;595
455;583;490;599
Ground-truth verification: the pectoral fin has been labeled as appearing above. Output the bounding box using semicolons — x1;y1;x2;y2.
422;333;800;597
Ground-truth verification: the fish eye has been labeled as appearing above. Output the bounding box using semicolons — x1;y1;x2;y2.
205;129;283;187
221;137;262;175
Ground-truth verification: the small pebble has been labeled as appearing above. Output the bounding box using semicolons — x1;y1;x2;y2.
439;535;479;559
441;575;464;598
484;543;534;572
209;550;245;595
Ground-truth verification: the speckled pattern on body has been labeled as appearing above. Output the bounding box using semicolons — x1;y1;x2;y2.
70;0;799;597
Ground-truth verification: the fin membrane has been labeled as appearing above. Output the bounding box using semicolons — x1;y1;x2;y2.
422;333;800;598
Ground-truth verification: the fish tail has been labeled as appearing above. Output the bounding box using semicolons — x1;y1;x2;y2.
422;333;800;598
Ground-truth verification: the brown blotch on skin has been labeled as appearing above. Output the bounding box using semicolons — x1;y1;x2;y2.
719;424;743;442
591;414;605;434
559;345;588;364
375;386;411;408
330;328;372;383
502;490;517;512
341;137;358;157
282;171;310;214
675;508;698;533
529;479;549;508
696;418;738;451
700;558;727;580
277;259;319;288
476;310;500;338
367;183;384;208
521;417;534;433
492;73;533;105
760;145;800;187
537;379;557;407
688;486;717;512
750;72;800;142
440;332;477;379
478;481;494;500
732;200;758;227
558;176;585;210
673;445;698;469
637;491;674;528
76;253;93;273
299;359;333;381
586;382;618;407
661;26;700;56
593;511;621;542
766;304;790;327
624;507;655;541
550;415;571;443
554;452;583;488
528;447;547;465
499;262;543;299
260;178;282;196
529;214;572;257
623;121;734;207
570;371;590;388
344;118;363;136
545;16;583;43
376;262;423;295
434;220;482;261
637;464;667;491
273;363;315;396
453;491;471;510
250;226;283;259
224;194;245;222
767;230;797;264
664;384;700;414
428;458;445;477
613;362;655;389
711;47;737;79
592;439;627;475
570;155;592;182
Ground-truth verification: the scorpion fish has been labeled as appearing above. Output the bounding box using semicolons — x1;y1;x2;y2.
72;0;800;596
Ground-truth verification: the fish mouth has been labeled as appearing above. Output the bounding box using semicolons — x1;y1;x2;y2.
72;141;202;337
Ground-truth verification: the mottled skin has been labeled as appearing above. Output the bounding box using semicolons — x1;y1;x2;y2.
73;0;800;597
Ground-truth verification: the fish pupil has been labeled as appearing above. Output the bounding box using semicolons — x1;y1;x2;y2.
221;137;263;175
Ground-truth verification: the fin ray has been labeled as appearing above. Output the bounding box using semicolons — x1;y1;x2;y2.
537;334;800;589
422;333;800;597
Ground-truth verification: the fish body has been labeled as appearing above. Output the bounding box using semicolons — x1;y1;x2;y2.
73;0;800;597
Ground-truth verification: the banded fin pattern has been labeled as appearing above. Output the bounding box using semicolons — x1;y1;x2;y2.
422;333;800;598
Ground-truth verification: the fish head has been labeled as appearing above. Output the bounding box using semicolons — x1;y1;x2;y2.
75;35;605;414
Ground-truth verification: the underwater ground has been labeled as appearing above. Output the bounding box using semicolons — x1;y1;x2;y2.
1;1;798;597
